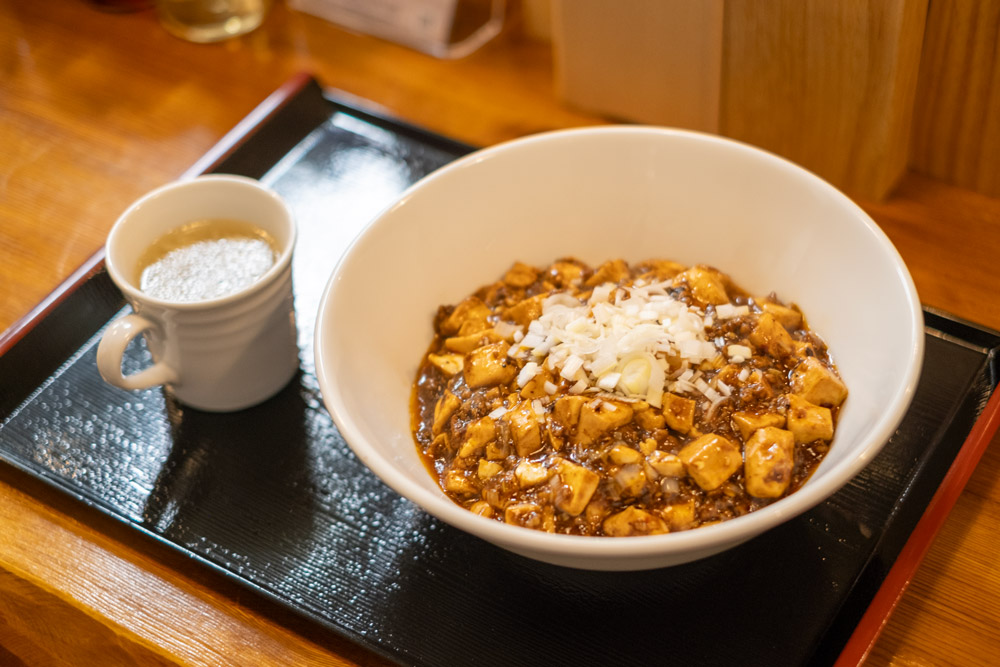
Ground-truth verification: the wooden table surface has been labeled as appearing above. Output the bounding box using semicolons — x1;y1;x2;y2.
2;2;1000;665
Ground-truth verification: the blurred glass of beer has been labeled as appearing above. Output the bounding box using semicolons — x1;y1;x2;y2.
156;0;272;42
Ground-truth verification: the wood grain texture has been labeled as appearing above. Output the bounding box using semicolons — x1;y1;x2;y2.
1;1;1000;665
721;0;928;200
0;568;177;667
0;475;384;667
909;0;1000;198
551;0;724;131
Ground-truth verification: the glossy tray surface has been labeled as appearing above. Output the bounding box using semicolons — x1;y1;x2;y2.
1;78;998;667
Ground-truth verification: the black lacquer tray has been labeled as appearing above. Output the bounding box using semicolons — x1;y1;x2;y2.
2;75;999;667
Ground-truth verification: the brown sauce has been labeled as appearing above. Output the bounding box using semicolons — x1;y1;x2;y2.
411;258;846;537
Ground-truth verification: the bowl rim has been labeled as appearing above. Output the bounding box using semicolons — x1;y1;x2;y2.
314;125;925;562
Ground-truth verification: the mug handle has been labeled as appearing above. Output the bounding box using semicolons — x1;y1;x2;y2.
96;313;178;390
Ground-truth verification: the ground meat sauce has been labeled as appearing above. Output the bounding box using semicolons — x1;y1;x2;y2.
411;258;847;536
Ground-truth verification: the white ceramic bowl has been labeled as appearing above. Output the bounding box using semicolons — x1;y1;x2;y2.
314;126;923;571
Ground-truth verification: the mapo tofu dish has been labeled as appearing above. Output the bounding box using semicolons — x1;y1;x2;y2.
411;258;847;537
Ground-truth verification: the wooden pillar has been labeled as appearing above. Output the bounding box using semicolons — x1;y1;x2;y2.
551;0;929;201
909;0;1000;199
720;1;928;200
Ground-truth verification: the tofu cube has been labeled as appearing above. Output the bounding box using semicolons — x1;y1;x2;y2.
504;502;548;530
573;399;634;446
427;353;464;376
432;390;462;435
611;463;648;498
502;261;538;288
662;392;696;434
485;440;509;460
444;329;503;354
637;259;686;281
633;402;666;430
602;506;668;536
744;426;796;498
504;400;543;457
675;266;729;305
607;444;644;465
584;258;630;287
427;433;450;458
678;433;742;491
761;301;803;330
501;293;546;327
514;459;551;488
469;500;494;517
477;459;503;480
584;497;612;526
444;469;478;496
731;411;786;442
664;500;698;530
552;457;600;516
791;357;848;407
646;450;685;477
458;416;496;458
439;297;491;336
748;312;795;358
464;342;518;388
519;369;554;400
786;394;834;443
638;437;658;456
547;260;585;287
552;395;586;430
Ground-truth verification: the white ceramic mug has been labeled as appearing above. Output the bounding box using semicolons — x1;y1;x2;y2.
97;175;299;412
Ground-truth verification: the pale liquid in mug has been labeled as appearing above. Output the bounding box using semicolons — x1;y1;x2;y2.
137;219;278;302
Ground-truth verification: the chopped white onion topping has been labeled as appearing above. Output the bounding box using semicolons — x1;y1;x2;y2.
517;361;540;388
560;354;585;380
727;344;753;363
597;372;622;391
506;280;722;407
488;406;508;419
716;303;750;320
494;320;522;340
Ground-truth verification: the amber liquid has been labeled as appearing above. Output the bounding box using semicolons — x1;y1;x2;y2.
137;219;278;302
156;0;271;43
